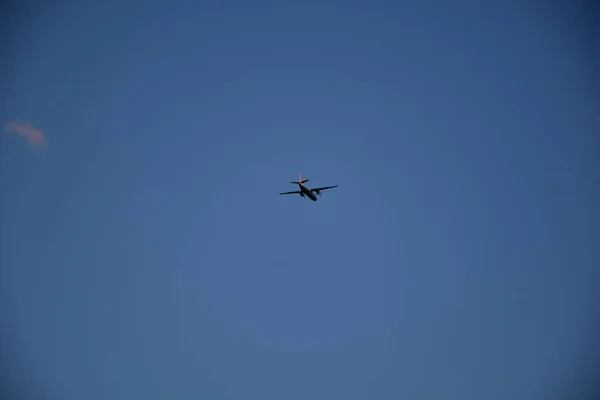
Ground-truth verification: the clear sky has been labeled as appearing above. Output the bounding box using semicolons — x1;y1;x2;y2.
1;1;598;399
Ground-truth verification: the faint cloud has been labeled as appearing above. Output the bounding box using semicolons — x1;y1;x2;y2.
3;120;49;149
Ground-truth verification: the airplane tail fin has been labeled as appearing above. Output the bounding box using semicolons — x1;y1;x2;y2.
290;173;309;184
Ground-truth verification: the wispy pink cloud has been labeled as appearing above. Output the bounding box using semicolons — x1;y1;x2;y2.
3;120;49;148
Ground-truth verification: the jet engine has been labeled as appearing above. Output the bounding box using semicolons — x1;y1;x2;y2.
315;190;321;196
300;192;305;197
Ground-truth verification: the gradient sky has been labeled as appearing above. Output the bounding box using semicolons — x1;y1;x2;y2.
1;1;599;399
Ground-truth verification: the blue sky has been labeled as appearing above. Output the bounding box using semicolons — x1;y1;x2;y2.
1;1;598;399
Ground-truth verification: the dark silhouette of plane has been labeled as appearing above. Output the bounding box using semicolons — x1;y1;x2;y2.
279;174;338;201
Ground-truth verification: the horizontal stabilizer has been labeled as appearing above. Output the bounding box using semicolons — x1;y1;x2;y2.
290;179;309;184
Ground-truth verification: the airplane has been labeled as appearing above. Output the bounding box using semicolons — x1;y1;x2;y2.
279;174;338;201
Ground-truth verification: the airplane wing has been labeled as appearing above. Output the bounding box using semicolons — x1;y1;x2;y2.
279;191;301;195
311;185;338;192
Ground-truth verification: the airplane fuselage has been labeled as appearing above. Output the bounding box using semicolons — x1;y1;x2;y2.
299;183;318;201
